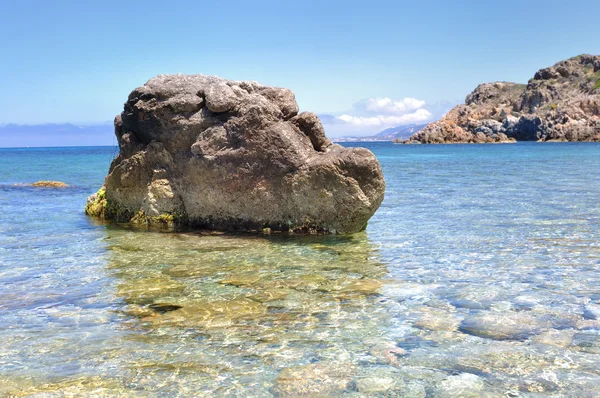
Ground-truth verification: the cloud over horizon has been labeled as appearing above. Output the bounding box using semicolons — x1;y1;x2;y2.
355;97;427;115
337;108;432;127
321;96;439;137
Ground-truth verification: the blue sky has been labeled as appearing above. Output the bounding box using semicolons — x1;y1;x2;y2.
1;0;599;141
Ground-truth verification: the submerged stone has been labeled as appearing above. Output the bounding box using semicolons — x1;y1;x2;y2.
459;312;544;341
571;333;600;354
414;310;461;332
274;361;356;396
583;303;600;320
437;373;486;398
85;74;385;234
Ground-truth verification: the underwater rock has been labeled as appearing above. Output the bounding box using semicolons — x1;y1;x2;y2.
571;333;600;354
583;303;600;320
86;74;385;233
532;329;575;348
437;373;486;398
414;310;461;332
274;361;356;396
355;376;396;393
459;312;544;341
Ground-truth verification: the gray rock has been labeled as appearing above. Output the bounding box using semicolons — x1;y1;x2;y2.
503;115;519;131
572;333;600;354
437;373;486;398
86;74;385;234
480;119;505;134
459;312;544;341
205;82;238;112
509;116;544;141
534;67;561;80
583;303;600;320
355;376;395;393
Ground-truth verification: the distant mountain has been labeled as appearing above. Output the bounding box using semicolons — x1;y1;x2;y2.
0;123;114;147
332;123;427;142
374;124;428;140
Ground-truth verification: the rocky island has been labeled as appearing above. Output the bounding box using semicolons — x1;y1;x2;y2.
400;54;600;144
86;75;385;234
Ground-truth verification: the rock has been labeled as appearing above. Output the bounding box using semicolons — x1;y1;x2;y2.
414;311;461;332
85;187;106;218
274;361;356;396
355;376;396;393
437;373;486;398
31;180;68;188
510;116;544;140
534;67;561;80
571;333;600;354
86;75;385;233
532;329;574;348
459;312;545;341
406;54;600;143
290;111;332;151
583;303;600;320
503;115;519;128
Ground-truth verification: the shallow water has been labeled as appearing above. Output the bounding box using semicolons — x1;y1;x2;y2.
2;143;600;396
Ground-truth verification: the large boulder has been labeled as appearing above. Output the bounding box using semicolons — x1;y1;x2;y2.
86;74;385;234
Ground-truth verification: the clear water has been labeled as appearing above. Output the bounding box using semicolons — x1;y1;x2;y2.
2;143;600;396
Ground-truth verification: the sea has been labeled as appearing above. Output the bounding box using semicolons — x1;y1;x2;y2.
1;142;600;396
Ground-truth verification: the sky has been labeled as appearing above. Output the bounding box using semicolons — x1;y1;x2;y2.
1;0;599;144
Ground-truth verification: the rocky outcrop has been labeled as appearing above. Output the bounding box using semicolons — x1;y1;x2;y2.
404;54;600;144
31;181;68;188
86;75;385;234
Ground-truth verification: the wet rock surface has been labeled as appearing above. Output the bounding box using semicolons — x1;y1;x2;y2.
403;54;600;143
86;74;385;233
31;180;69;188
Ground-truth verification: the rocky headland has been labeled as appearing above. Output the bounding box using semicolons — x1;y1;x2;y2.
401;54;600;144
86;75;385;233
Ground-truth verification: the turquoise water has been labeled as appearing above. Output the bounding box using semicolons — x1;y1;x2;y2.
2;143;600;396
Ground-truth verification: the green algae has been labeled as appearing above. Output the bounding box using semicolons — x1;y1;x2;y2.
130;209;178;229
84;187;106;218
85;189;181;230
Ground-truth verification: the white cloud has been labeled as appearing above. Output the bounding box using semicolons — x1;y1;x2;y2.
356;97;426;115
321;95;438;137
336;108;432;127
